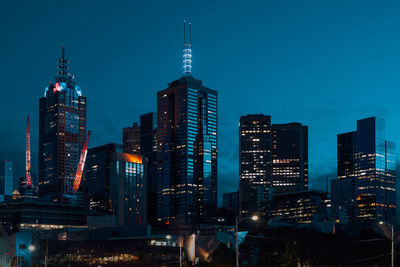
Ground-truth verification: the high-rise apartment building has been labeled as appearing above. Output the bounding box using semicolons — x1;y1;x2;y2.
86;143;146;226
333;117;396;223
38;47;87;201
123;123;141;154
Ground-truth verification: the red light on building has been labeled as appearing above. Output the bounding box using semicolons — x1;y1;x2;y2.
26;115;31;187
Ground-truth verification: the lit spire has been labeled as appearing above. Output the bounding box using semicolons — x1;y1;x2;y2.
56;46;74;83
183;20;192;76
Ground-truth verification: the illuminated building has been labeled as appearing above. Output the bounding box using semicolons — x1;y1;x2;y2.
86;143;146;226
334;117;396;223
38;47;87;201
268;190;328;224
238;116;308;216
123;122;141;154
156;22;217;226
140;112;157;226
0;196;88;234
271;123;308;193
239;114;272;216
0;160;13;201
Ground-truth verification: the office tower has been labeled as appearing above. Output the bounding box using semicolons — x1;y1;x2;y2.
0;160;13;201
123;123;141;154
238;116;308;217
222;191;239;215
331;132;357;222
335;117;396;223
239;114;272;216
140;112;157;225
38;47;87;200
86;143;146;226
156;22;217;226
271;123;308;193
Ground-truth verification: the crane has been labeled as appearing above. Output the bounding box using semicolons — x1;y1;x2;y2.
73;131;91;192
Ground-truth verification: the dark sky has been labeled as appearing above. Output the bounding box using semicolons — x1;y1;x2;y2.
2;0;400;203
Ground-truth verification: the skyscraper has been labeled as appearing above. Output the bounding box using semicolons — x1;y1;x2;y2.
0;160;13;201
271;123;308;193
156;22;217;226
239;114;272;216
86;143;146;226
140;112;157;225
38;47;87;201
238;116;308;216
331;131;357;222
334;117;396;223
122;122;141;154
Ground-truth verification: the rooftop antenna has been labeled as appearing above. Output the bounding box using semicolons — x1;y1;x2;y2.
182;20;192;76
56;46;73;83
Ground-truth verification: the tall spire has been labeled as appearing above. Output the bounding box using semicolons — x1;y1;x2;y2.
56;46;74;83
182;20;192;76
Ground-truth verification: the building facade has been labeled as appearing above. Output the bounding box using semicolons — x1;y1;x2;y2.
239;115;272;216
271;123;308;193
238;116;308;217
0;160;13;201
156;76;217;227
222;191;239;216
140;112;157;225
86;143;146;226
38;47;87;201
268;190;328;224
334;117;396;223
123;123;141;154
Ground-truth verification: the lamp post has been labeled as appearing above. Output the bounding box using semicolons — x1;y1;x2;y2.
235;215;258;267
379;221;394;267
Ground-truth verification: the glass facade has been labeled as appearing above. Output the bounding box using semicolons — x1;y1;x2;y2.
0;160;13;199
355;117;396;222
239;115;272;216
86;144;146;226
335;117;396;223
239;117;308;217
271;123;308;193
156;76;217;226
39;49;87;200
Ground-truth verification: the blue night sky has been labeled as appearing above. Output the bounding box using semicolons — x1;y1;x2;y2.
2;0;400;203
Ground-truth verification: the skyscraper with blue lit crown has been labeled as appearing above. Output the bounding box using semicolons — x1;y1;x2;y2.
156;22;217;227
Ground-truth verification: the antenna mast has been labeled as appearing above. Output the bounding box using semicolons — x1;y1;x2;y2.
182;20;192;76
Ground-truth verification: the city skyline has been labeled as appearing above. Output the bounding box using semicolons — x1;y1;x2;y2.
3;1;400;203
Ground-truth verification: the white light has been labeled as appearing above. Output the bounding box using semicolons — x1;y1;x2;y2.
28;245;35;252
166;235;172;240
251;215;259;221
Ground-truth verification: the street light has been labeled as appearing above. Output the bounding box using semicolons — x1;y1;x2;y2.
379;221;394;267
235;215;259;267
28;245;35;252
